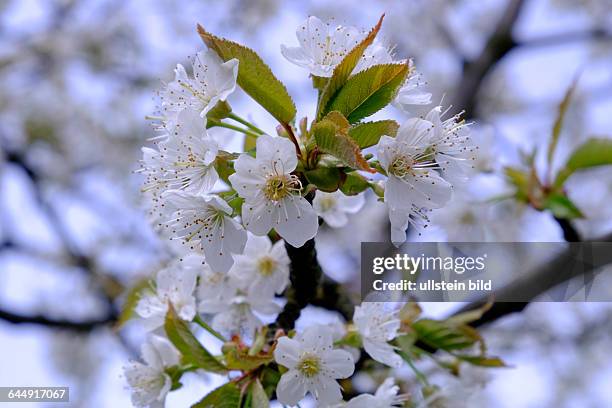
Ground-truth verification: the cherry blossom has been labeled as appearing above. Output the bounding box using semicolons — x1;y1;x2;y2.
281;16;364;77
229;232;290;296
160;49;238;122
313;190;365;228
353;302;403;368
229;134;318;247
345;378;407;408
161;191;247;272
135;260;198;331
123;335;180;408
274;326;355;406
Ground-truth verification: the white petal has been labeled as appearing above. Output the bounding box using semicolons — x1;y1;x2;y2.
311;375;343;405
242;199;274;236
274;196;318;248
274;336;301;369
321;349;355;378
363;338;403;368
276;370;307;406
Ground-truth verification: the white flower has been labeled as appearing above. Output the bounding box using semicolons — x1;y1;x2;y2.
140;109;219;197
425;106;475;183
393;61;432;110
160;49;238;122
274;326;355;406
229;233;290;296
135;259;198;331
161;191;247;272
353;302;403;368
354;40;395;73
345;378;407;408
376;117;452;244
123;335;180;408
198;273;280;339
313;191;365;228
229;134;318;248
281;16;364;77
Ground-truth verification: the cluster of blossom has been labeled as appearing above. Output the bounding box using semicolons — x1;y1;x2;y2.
126;14;476;408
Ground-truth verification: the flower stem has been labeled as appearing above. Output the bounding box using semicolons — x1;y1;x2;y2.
281;122;302;158
228;113;265;135
208;119;261;139
193;315;226;342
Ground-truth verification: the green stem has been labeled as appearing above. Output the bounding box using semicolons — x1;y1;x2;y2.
208;119;261;139
228;113;265;135
193;315;226;342
401;351;430;387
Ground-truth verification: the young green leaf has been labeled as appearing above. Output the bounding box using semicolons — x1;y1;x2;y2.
115;278;151;329
412;319;481;351
197;25;296;124
312;112;374;172
304;167;344;192
250;379;270;408
348;120;399;148
327;63;409;123
191;382;240;408
553;137;612;188
223;343;274;371
317;15;385;120
206;100;232;123
455;355;506;368
547;78;578;166
339;172;370;195
543;193;584;219
503;166;530;201
164;305;227;374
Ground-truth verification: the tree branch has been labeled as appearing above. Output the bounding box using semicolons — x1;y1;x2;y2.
450;0;526;118
453;232;612;327
0;308;115;332
274;236;323;330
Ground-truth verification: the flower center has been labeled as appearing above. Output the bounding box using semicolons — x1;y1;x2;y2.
318;195;336;212
460;211;476;225
297;354;321;377
257;256;277;276
263;174;301;201
389;155;414;178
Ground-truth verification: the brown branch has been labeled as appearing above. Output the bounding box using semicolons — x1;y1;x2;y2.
453;232;612;328
449;0;526;118
0;308;115;332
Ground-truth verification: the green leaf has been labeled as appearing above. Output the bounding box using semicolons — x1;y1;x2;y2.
412;319;480;351
214;155;235;185
547;78;577;166
446;302;492;326
223;343;274;371
115;278;151;329
339;172;370;195
312;75;328;92
543;193;584;219
328;63;409;123
304;167;344;192
503;166;530;201
197;25;296;124
348;120;399;148
260;367;281;397
553;137;612;188
164;306;227;374
250;380;269;408
192;382;240;408
317;15;385;120
313;112;373;172
455;355;506;367
206;100;232;123
395;332;418;351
